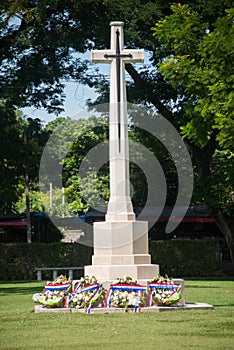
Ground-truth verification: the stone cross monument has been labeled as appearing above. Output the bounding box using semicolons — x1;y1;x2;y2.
85;22;159;282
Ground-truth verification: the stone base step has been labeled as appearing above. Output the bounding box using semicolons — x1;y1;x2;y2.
35;303;214;314
84;263;159;281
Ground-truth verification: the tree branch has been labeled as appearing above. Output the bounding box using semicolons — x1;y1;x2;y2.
0;14;31;56
186;132;219;179
125;63;220;180
125;63;176;126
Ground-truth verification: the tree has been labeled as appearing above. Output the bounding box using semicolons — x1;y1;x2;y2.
0;103;23;212
22;117;49;241
0;0;90;114
152;5;234;149
0;104;49;242
1;0;233;261
152;3;234;262
46;115;110;215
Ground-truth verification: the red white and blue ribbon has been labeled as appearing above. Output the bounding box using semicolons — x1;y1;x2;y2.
65;281;82;307
147;282;181;307
83;285;101;314
72;282;82;293
44;283;71;291
106;284;147;312
148;282;180;290
66;283;101;313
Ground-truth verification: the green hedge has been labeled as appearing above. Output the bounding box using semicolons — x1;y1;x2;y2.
149;239;221;277
0;243;92;281
0;240;221;281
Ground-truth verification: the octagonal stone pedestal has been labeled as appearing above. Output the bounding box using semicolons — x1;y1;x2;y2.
85;220;159;282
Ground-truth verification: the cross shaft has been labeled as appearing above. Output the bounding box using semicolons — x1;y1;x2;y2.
91;22;144;221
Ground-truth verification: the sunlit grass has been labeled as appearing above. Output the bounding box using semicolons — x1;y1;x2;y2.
0;279;234;349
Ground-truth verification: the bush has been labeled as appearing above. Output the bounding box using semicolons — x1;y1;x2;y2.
0;239;221;281
0;243;92;281
149;239;221;277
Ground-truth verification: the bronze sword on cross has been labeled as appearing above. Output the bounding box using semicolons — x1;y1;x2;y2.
91;22;144;219
104;28;133;152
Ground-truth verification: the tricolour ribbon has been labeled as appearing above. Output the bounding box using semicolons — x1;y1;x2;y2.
66;283;101;313
106;284;147;312
44;283;71;291
147;282;181;307
83;285;102;314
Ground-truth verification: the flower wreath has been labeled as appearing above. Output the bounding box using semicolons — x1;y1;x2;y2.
106;276;147;312
148;274;181;306
32;275;71;308
67;276;105;313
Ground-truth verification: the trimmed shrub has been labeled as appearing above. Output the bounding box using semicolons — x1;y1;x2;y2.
149;239;221;277
0;243;92;281
0;240;221;281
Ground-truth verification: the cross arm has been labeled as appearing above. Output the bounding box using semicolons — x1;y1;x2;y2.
91;50;114;63
91;49;144;64
121;49;144;63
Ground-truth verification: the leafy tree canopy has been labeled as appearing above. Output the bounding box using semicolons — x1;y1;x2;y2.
1;0;234;259
152;4;234;149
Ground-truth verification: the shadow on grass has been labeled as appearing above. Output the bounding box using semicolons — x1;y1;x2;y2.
186;278;234;289
0;284;43;296
186;285;221;289
213;303;234;307
186;277;234;281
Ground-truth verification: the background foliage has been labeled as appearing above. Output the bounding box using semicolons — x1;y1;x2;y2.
0;0;233;263
0;240;221;280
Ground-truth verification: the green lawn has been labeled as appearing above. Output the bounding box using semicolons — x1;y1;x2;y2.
1;279;234;350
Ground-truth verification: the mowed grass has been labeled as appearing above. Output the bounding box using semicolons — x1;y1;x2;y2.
0;279;234;350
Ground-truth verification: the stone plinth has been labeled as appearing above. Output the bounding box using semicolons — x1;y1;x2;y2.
35;303;214;314
173;279;185;306
84;220;159;282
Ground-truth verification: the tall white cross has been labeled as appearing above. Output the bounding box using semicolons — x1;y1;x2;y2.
91;21;144;221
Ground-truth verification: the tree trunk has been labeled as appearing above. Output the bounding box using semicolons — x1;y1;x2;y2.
214;210;234;266
185;137;218;179
25;170;32;243
125;64;175;125
24;131;32;243
187;141;234;268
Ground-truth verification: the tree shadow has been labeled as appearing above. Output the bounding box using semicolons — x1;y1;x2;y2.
0;284;43;296
213;303;234;307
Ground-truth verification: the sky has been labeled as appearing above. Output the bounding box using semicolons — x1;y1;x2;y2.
21;51;151;124
21;51;100;124
15;16;148;125
21;81;98;124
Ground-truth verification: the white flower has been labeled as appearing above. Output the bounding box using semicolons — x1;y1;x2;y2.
84;295;90;303
113;295;119;303
128;296;140;307
32;293;42;302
